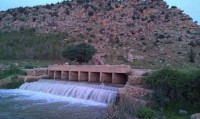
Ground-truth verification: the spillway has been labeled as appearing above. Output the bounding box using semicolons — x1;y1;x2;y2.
19;79;118;104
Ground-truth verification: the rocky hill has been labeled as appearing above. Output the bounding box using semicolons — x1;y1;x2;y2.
0;0;200;68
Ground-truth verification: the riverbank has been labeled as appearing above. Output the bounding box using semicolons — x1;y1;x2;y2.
0;62;199;119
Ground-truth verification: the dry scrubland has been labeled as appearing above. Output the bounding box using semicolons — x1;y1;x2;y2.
0;0;200;68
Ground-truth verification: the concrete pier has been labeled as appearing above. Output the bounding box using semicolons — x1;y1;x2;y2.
48;65;131;84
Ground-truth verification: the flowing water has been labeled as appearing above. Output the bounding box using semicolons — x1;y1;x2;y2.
0;79;119;119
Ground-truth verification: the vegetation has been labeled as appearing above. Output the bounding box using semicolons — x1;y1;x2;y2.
0;64;26;80
62;43;96;64
108;96;138;119
2;75;24;89
143;67;200;104
162;102;200;119
189;48;196;62
137;108;155;118
0;28;69;60
142;67;200;118
88;11;94;16
0;60;53;68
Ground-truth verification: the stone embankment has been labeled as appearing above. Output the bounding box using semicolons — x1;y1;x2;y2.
119;69;153;107
19;68;48;82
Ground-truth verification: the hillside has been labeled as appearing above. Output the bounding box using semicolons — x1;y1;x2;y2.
0;0;200;68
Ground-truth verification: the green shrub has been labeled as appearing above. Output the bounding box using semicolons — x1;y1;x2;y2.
24;65;34;69
189;48;196;62
137;108;155;118
62;43;97;64
0;64;26;79
142;67;200;104
65;8;70;15
88;11;94;17
4;75;24;89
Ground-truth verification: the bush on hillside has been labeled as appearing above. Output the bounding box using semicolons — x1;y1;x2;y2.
62;43;96;64
142;67;200;105
189;48;196;62
88;11;94;17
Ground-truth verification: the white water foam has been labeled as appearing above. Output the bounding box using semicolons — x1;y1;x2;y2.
19;79;119;105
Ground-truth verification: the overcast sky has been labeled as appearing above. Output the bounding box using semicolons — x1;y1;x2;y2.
0;0;199;24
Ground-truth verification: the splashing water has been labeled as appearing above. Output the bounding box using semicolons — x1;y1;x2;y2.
19;79;119;104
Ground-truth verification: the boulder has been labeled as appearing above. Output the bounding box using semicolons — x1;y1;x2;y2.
191;113;200;119
179;110;187;115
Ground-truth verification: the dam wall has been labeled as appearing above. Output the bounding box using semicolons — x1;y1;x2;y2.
48;65;131;84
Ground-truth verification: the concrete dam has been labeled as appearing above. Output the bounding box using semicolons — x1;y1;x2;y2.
48;65;131;84
19;65;132;104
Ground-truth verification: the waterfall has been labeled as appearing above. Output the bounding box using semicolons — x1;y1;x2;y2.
19;79;118;104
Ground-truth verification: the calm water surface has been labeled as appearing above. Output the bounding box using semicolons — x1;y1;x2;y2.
0;89;108;119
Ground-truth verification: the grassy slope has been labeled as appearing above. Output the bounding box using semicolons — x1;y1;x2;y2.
0;28;70;60
162;103;200;119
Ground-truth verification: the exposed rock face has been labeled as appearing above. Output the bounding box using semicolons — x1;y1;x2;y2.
0;0;200;67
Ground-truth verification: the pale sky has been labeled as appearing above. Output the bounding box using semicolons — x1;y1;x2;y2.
0;0;199;24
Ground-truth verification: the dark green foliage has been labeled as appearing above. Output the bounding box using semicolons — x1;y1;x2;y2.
149;14;155;20
3;76;24;89
17;7;26;13
76;0;90;4
45;4;52;9
142;67;200;104
24;65;34;69
137;108;155;118
189;48;196;62
62;43;97;63
189;41;197;47
65;8;70;15
0;64;26;80
52;12;58;17
131;15;136;20
195;39;200;46
157;34;165;39
171;6;177;9
84;4;90;9
88;11;94;16
178;37;182;41
0;28;69;60
90;5;97;11
62;1;72;8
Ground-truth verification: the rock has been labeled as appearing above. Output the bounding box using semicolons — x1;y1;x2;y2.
191;113;200;119
179;110;187;115
64;62;69;65
24;76;41;82
24;68;48;76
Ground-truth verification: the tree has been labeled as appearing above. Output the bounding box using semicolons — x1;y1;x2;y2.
189;48;196;63
62;43;97;64
88;11;94;17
